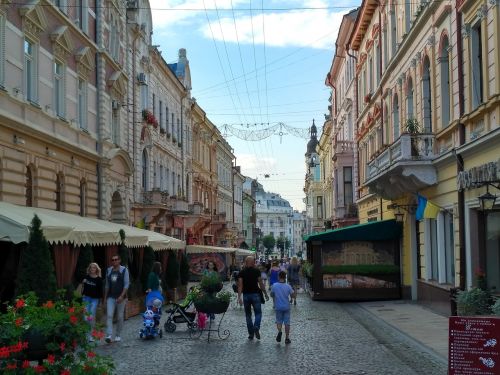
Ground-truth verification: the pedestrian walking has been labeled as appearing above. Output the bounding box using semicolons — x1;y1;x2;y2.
104;254;130;343
81;262;103;340
145;261;162;293
237;256;269;340
271;271;295;344
287;256;301;305
259;264;268;289
268;261;280;308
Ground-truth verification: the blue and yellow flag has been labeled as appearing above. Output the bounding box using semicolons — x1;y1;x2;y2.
416;194;440;221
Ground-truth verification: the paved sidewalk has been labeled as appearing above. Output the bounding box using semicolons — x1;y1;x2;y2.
358;300;449;361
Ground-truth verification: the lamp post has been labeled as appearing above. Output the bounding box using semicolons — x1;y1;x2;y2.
478;188;497;211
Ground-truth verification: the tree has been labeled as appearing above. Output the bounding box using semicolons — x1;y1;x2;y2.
276;236;287;258
140;245;155;290
164;251;179;289
16;215;57;303
262;234;276;258
118;229;129;268
75;244;94;285
179;253;190;285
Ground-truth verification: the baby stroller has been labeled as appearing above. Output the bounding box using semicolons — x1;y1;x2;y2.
139;291;164;339
163;288;197;333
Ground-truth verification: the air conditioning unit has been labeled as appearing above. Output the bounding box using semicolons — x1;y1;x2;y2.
112;100;120;110
126;0;138;9
137;73;147;85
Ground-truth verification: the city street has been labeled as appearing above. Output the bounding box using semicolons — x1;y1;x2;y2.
97;289;447;375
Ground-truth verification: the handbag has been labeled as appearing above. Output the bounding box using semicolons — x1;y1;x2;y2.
258;288;265;304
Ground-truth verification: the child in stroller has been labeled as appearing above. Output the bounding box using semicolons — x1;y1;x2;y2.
163;287;198;333
139;290;164;339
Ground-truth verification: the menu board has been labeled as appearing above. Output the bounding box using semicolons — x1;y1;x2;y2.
448;317;500;375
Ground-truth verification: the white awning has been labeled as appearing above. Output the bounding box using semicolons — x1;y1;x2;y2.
186;245;239;254
235;249;255;257
0;201;184;250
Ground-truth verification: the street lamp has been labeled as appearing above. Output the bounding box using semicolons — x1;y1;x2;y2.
394;207;405;223
478;189;497;211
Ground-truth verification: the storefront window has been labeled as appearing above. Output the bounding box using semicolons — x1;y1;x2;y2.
486;212;500;293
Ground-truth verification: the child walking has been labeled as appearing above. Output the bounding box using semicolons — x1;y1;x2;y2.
270;271;295;344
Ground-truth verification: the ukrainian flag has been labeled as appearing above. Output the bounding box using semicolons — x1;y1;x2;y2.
416;194;440;221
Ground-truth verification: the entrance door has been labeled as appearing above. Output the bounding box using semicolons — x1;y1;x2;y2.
486;211;500;293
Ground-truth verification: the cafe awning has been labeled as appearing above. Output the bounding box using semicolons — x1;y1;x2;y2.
303;219;402;243
235;249;255;257
0;201;184;250
186;245;239;254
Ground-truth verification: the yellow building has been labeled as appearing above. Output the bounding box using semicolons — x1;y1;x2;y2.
349;0;499;314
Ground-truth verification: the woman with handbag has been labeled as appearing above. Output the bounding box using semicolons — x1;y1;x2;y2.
81;262;103;341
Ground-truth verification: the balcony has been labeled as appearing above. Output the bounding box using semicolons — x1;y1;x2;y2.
333;204;358;219
170;197;189;212
365;134;437;200
332;140;354;162
142;190;169;205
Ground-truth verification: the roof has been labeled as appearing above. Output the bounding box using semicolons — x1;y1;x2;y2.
350;0;378;51
0;201;184;251
303;219;401;242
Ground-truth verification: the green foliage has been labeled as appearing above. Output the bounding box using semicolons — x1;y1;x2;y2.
456;288;491;316
285;237;291;250
118;230;129;268
492;298;500;316
164;251;179;289
216;290;232;303
140;246;155;289
16;215;57;303
179;253;190;285
404;118;421;134
321;264;400;276
199;272;222;293
302;262;313;278
262;234;275;251
75;244;94;285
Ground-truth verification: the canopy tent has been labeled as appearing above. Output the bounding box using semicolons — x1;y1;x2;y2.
303;219;402;243
0;201;184;250
185;245;240;254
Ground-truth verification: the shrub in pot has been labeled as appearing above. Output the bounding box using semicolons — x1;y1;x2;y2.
456;287;491;316
492;298;500;316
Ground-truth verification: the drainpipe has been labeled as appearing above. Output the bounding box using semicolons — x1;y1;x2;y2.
378;4;384;145
96;0;105;219
346;44;360;201
456;7;466;291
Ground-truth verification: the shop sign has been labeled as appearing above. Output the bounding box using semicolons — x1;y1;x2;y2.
173;216;183;228
448;316;500;374
457;160;500;191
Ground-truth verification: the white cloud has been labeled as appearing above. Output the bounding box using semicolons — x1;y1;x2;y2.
150;0;350;49
237;153;277;176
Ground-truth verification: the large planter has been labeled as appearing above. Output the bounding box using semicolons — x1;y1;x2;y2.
201;283;223;294
194;298;229;314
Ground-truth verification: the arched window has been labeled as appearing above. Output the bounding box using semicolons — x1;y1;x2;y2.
383;24;388;70
393;94;400;140
407;77;414;120
55;173;63;211
440;36;451;127
79;179;86;216
422;56;432;132
159;165;164;191
405;0;411;33
166;168;170;194
390;2;397;57
141;149;148;190
26;165;33;207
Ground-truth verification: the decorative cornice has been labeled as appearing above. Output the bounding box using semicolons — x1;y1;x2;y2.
75;47;95;79
19;1;47;39
50;26;74;60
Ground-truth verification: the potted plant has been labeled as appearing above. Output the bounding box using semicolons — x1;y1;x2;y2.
456;288;491;316
199;272;223;294
404;118;421;156
193;274;230;314
492;298;500;316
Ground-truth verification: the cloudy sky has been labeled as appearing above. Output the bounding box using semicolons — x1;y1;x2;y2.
150;0;360;210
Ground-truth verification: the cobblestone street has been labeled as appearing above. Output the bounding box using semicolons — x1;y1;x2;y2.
96;288;447;375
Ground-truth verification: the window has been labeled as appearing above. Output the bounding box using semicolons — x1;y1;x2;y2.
142;149;148;190
159;165;164;190
422;56;432;132
405;0;411;33
443;212;455;284
440;36;451;127
54;61;65;117
111;107;119;144
78;79;87;129
152;93;156;117
166;106;169;133
425;213;455;284
166;168;170;194
0;14;5;87
471;22;483;109
407;77;414;120
259;219;264;227
391;4;397;57
393;94;400;140
316;196;323;219
383;25;388;71
56;0;67;13
153;161;157;188
76;0;88;33
270;219;274;228
368;58;373;93
26;166;34;207
428;218;439;280
140;82;148;110
171;113;174;135
375;43;381;85
159;100;163;131
177;173;181;195
24;39;37;103
171;171;175;195
55;173;63;211
344;167;353;205
79;180;86;216
485;212;500;290
177;118;181;144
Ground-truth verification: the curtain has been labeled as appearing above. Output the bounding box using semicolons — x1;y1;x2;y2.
53;244;80;288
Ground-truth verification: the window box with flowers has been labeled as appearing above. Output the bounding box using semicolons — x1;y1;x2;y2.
0;292;114;374
142;109;159;128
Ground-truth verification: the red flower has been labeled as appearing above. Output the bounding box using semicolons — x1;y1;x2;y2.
68;307;75;313
15;317;23;327
0;346;10;358
22;360;30;369
7;362;17;370
22;342;29;350
60;370;71;375
43;301;54;309
15;299;25;309
69;315;78;325
59;342;66;352
47;354;55;364
87;351;96;358
35;364;46;373
91;330;105;339
72;340;78;349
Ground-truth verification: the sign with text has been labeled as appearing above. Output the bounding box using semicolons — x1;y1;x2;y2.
449;316;500;375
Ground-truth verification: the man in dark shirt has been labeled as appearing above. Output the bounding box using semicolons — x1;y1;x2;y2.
238;256;269;340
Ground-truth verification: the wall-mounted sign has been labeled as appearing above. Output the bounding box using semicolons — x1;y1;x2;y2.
457;160;500;191
448;316;500;374
173;216;183;229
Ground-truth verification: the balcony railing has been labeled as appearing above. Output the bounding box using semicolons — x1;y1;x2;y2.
334;140;354;154
170;197;189;212
333;204;358;219
367;134;435;179
142;190;169;205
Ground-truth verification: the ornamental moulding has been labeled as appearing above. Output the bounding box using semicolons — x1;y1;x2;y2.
19;1;47;39
50;26;74;60
371;23;380;39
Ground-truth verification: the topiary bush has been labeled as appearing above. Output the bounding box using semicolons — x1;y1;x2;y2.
456;288;491;316
16;215;57;303
74;244;94;285
164;251;179;289
118;229;129;267
140;245;155;289
180;253;190;285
